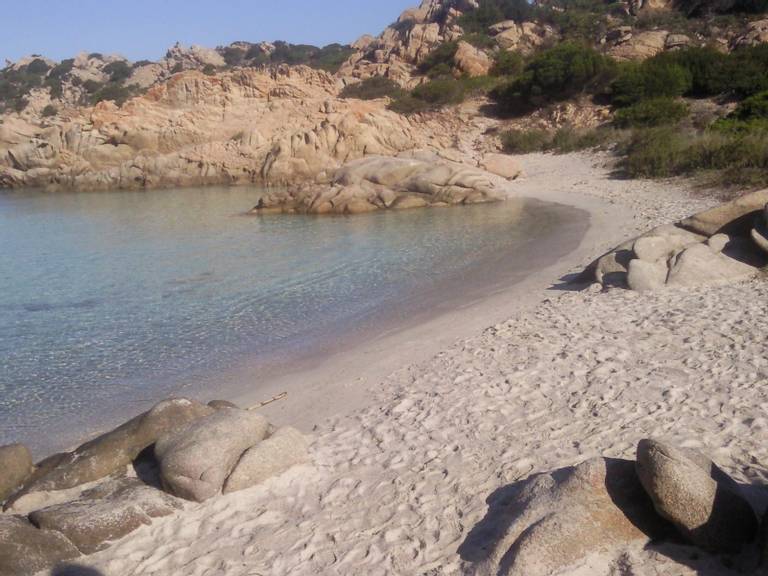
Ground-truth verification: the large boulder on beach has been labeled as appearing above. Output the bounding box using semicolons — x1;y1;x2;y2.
6;398;213;510
636;439;758;553
480;154;522;181
627;259;668;292
29;477;181;554
155;407;270;502
0;444;33;503
679;188;768;236
751;205;768;255
465;458;672;576
666;242;760;288
0;515;80;576
223;426;310;494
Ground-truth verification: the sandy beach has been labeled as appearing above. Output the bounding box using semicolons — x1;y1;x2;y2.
43;151;768;576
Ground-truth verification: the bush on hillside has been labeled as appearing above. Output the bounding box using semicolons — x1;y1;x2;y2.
103;61;132;83
26;59;50;75
614;98;689;128
501;128;552;152
42;104;58;117
418;42;459;77
501;125;615;153
610;59;692;106
492;43;615;113
389;75;500;114
340;77;404;100
457;0;535;33
490;50;524;77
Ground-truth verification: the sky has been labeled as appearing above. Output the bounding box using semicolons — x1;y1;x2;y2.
0;0;416;64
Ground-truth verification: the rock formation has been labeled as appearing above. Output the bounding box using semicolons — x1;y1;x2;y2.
583;190;768;291
250;153;506;215
636;439;758;553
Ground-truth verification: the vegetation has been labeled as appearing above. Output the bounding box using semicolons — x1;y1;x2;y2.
501;126;614;153
224;42;356;73
103;61;132;83
614;97;689;128
457;0;536;32
340;77;404;100
389;75;500;114
491;43;615;113
41;104;58;117
490;50;524;77
418;41;460;78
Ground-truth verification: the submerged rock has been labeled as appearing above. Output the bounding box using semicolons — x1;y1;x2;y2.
636;439;758;553
224;426;310;494
155;407;270;502
0;515;80;576
29;477;181;554
0;444;33;503
466;457;672;576
6;398;213;511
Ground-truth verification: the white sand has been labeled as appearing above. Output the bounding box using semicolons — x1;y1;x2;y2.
52;153;768;576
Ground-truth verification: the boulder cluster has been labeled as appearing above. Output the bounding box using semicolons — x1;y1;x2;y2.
471;439;763;576
250;152;514;215
585;189;768;291
0;398;309;576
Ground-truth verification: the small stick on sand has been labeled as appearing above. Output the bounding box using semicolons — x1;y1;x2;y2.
248;391;288;410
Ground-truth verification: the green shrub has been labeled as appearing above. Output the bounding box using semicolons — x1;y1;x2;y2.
42;104;58;117
490;50;524;77
388;93;432;114
389;75;499;114
411;76;467;106
418;42;459;77
461;33;497;50
102;61;132;83
90;83;138;106
340;76;404;100
730;90;768;121
493;43;615;112
614;98;689;128
25;59;50;75
501;128;552;152
221;47;245;67
620;126;689;177
611;59;692;107
458;0;535;33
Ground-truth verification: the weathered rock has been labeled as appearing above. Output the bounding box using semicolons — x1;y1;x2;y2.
491;21;557;54
224;427;310;494
633;226;704;262
251;155;504;215
467;458;672;576
708;233;730;253
7;399;213;509
155;407;270;502
29;477;181;554
627;259;668;292
0;515;80;576
480;153;522;180
666;242;759;288
751;205;768;255
608;30;669;61
734;19;768;49
679;188;768;236
636;439;758;553
453;41;492;77
0;444;33;503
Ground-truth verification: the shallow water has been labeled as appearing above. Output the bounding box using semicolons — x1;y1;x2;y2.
0;185;586;455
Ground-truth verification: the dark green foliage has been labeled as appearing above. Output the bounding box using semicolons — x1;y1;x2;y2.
389;75;500;114
418;42;459;77
222;47;245;67
676;0;768;15
614;97;689;127
457;0;534;33
13;97;28;112
620;124;768;186
133;60;153;68
730;90;768;120
202;64;217;76
82;79;102;93
88;53;104;60
49;59;75;78
26;59;50;75
728;44;768;99
490;50;524;77
310;44;356;73
223;42;354;74
170;62;184;74
610;59;692;107
103;61;132;83
492;43;615;112
42;104;58;117
340;76;404;100
89;83;139;106
461;32;497;50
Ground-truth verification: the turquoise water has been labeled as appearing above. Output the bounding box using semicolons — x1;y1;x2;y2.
0;186;586;455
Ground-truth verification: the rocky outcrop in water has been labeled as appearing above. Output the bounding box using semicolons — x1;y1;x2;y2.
250;153;506;215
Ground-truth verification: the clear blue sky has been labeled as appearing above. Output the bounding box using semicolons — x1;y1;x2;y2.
1;0;415;64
